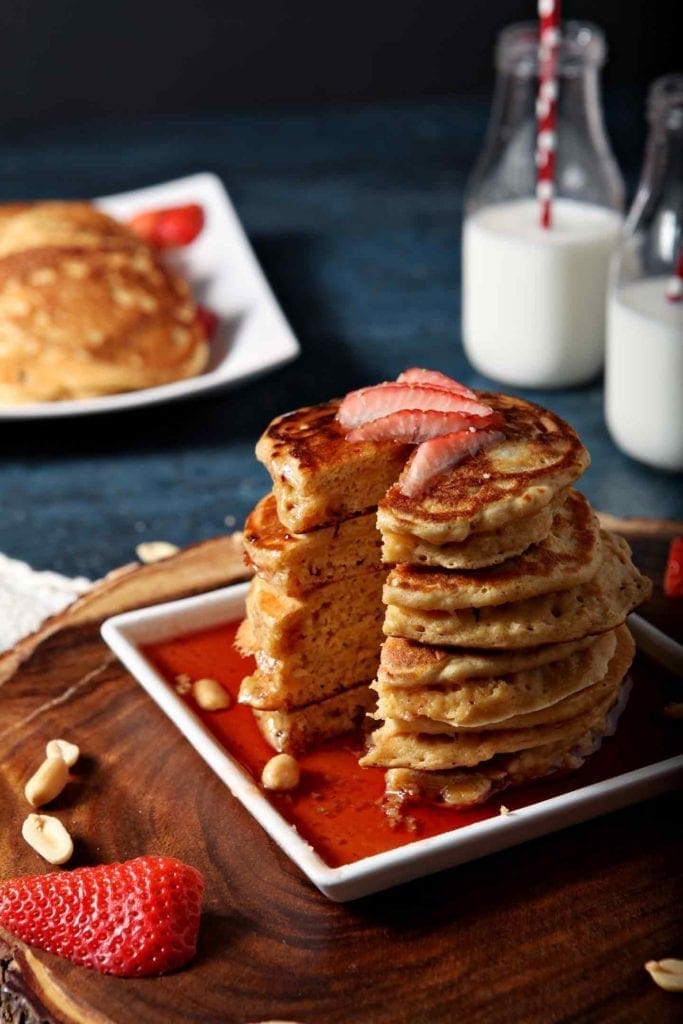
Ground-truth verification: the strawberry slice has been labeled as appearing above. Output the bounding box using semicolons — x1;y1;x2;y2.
0;855;204;977
196;304;218;339
396;367;478;400
401;429;505;497
338;382;495;430
128;203;205;247
347;408;502;443
664;537;683;597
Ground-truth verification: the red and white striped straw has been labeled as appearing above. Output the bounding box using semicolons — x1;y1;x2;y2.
665;248;683;302
536;0;562;229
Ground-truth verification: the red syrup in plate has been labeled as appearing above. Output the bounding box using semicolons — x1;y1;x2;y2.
143;621;681;870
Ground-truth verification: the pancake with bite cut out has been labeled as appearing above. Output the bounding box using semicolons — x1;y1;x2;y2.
384;491;600;611
252;683;376;755
373;629;618;727
361;627;634;770
255;399;411;533
243;492;380;597
381;488;566;570
384;532;651;649
378;392;590;545
238;569;385;709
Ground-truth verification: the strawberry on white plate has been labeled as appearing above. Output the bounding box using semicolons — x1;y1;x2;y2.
337;382;495;430
401;429;505;497
347;408;502;443
396;368;478;401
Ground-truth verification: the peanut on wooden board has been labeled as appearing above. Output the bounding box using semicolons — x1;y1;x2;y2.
24;757;69;808
45;738;80;767
135;540;179;564
261;754;300;792
645;959;683;992
193;677;231;711
21;813;73;865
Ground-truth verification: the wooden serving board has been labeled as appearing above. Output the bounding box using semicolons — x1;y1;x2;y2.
1;526;682;1024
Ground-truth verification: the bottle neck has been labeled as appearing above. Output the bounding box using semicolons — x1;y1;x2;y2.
637;122;683;210
468;62;623;211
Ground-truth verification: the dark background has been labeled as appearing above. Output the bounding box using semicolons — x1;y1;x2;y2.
1;0;679;127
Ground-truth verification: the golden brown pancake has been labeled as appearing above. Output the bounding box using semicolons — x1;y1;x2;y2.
373;629;618;727
0;201;140;257
255;399;411;533
243;492;380;597
384;531;651;649
361;627;634;770
378;392;590;544
383;491;600;610
383;682;630;808
252;683;376;754
238;569;385;709
381;488;566;570
377;633;600;687
0;201;208;402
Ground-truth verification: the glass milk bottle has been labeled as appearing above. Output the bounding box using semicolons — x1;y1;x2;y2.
462;22;624;388
605;75;683;472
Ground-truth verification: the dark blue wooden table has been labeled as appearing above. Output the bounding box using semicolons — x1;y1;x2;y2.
1;99;681;579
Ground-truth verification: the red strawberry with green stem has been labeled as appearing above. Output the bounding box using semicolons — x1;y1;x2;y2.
0;855;204;977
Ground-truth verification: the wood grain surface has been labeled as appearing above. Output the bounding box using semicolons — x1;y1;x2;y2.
0;528;681;1024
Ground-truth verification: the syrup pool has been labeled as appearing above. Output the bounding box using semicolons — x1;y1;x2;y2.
143;620;679;869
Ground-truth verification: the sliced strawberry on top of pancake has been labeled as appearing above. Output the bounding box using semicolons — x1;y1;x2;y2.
337;382;495;430
400;429;505;497
347;407;502;443
396;367;478;401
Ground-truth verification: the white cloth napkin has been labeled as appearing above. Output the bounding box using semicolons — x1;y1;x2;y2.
0;553;91;653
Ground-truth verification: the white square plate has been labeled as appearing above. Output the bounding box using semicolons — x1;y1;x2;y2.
0;173;300;419
101;584;683;902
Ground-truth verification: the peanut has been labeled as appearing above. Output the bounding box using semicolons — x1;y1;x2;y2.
261;753;300;792
24;756;69;807
45;738;80;768
645;959;683;992
135;540;179;564
21;813;73;865
193;677;231;711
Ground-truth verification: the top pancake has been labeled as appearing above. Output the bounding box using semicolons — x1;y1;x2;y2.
378;392;590;544
0;202;208;403
255;399;411;532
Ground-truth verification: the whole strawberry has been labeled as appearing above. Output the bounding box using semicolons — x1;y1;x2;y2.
0;855;204;977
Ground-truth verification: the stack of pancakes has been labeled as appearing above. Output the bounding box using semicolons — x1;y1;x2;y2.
359;393;652;807
236;401;411;753
0;201;208;403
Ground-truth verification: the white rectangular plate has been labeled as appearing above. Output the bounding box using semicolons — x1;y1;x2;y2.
0;173;299;419
102;584;683;902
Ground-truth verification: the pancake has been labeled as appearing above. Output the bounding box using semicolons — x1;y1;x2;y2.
243;492;380;597
361;627;634;770
384;491;600;610
252;682;375;754
384;531;651;649
381;489;566;570
238;569;385;708
255;399;411;533
0;203;207;403
377;633;601;687
373;629;618;727
378;392;590;544
383;679;631;808
0;201;140;257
